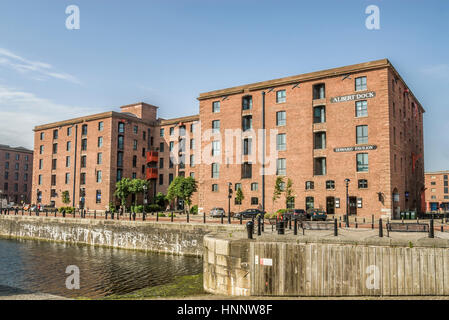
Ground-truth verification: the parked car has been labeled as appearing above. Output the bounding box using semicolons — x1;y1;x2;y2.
306;208;327;221
234;209;266;219
209;207;226;218
284;209;307;221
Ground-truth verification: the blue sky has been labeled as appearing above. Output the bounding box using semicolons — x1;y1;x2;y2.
0;0;448;171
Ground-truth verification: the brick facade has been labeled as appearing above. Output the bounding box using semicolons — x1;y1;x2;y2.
425;171;449;212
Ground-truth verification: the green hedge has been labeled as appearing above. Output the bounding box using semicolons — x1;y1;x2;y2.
58;207;75;214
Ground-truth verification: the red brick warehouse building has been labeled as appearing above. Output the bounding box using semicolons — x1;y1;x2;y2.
425;171;449;212
31;103;199;210
0;144;33;205
197;59;425;219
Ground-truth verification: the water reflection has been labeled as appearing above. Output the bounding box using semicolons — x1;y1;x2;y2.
0;238;202;298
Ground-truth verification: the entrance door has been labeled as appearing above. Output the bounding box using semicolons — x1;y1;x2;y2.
349;196;357;215
326;197;335;215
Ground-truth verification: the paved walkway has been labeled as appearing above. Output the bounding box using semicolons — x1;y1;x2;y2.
0;285;69;300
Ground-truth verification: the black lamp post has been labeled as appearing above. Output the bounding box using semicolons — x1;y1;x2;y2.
228;182;233;224
143;184;147;220
345;179;350;227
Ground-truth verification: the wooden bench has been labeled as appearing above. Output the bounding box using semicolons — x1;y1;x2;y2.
387;223;429;232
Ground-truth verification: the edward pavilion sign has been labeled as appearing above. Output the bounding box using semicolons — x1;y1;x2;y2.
334;145;378;153
330;91;376;103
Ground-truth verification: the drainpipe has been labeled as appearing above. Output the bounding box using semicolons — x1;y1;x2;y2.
72;124;78;208
262;91;266;213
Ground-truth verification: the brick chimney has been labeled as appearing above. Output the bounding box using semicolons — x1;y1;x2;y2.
120;102;158;122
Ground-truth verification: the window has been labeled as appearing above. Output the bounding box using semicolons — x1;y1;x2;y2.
52;143;58;154
313;84;325;100
66;141;71;151
3;182;7;190
159;142;165;152
40;132;44;140
212;163;220;178
14;184;18;192
81;139;87;151
357;153;369;172
132;155;137;168
159;158;164;169
306;181;314;190
235;197;242;205
117;152;123;167
24;184;27;192
39;159;43;170
324;180;334;190
313;106;326;123
97;137;103;148
314;157;326;176
243;138;252;155
276;90;286;103
80;155;86;168
179;126;186;136
97;153;102;165
212;184;219;192
142;148;146;157
251;197;259;205
14;172;18;180
118;122;125;133
355;76;367;91
24;163;28;171
24;173;28;181
4;172;8;179
133;125;138;134
160;128;165;137
169;141;174;152
38;175;42;185
287;197;295;209
15;154;19;161
143;131;146;141
276;158;286;176
51;174;56;186
212;101;220;113
445;175;448;180
190;139;195;150
133;140;138;150
356;100;368;117
445;187;448;194
118;136;124;150
116;169;123;182
169;173;174;185
242;115;252;131
306;197;314;210
358;179;368;189
169;158;174;168
81;124;88;136
212;120;220;133
277;134;286;151
67;127;72;136
314;132;326;149
242;162;252;179
53;129;59;139
65;173;70;184
212;141;221;156
98;121;104;131
25;155;29;162
15;163;19;170
356;125;368;144
5;162;9;170
159;174;164;185
39;146;44;154
52;159;57;170
190;172;195;178
276;111;286;126
96;171;102;183
190;155;195;167
235;183;242;191
169;127;175;136
96;190;102;204
66;156;70;167
251;183;258;191
191;123;196;133
242;96;252;110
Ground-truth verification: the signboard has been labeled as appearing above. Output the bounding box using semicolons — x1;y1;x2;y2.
334;145;377;153
330;91;376;103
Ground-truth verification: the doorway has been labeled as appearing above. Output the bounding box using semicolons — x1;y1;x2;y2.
349;196;357;215
326;197;335;215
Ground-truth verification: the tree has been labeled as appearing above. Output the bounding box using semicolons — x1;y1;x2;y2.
235;187;244;212
154;192;167;208
285;178;295;209
114;178;133;211
272;176;284;206
129;179;149;207
62;191;71;206
167;176;198;214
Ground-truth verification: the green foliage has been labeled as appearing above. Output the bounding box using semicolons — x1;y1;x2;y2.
114;178;133;207
61;191;71;205
108;202;116;213
272;176;284;205
157;213;166;217
276;209;287;216
285;178;295;209
190;205;198;215
129;179;149;206
145;204;162;213
155;192;167;208
235;188;244;207
167;176;198;213
58;206;75;214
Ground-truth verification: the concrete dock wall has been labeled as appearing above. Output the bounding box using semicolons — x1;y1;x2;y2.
0;215;245;257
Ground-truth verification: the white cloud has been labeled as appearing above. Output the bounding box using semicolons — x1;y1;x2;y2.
0;85;102;149
0;48;81;84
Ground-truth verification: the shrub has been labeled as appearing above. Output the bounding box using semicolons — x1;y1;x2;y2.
145;204;161;213
58;206;75;214
133;205;144;213
190;205;198;215
157;213;166;217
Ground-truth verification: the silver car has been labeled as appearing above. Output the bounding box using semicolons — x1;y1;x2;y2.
209;207;225;218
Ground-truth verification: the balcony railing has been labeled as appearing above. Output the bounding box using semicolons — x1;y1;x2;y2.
146;151;159;163
146;167;158;180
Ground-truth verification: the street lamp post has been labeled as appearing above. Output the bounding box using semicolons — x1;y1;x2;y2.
143;184;148;221
0;190;3;211
228;183;233;224
345;179;350;227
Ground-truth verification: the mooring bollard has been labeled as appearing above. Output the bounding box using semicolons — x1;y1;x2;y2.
203;213;206;224
133;212;136;221
240;214;243;225
294;218;298;235
441;225;444;233
288;217;292;230
334;219;338;237
246;221;254;239
379;218;383;238
54;209;57;217
277;220;285;235
171;212;174;222
262;216;265;232
187;211;189;223
221;213;224;225
45;209;48;217
94;210;96;219
371;215;374;229
257;215;261;236
156;212;159;222
429;218;434;239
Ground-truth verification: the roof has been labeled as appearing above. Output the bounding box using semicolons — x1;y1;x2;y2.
159;114;199;126
197;58;425;112
425;171;449;175
0;144;33;153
